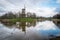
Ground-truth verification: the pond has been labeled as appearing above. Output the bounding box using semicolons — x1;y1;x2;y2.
0;20;60;40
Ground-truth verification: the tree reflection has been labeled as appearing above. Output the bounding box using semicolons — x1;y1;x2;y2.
16;21;36;32
53;21;60;28
1;22;15;26
20;22;26;32
1;21;36;32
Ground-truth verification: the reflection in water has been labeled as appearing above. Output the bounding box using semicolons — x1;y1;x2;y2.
0;21;60;40
1;21;36;32
53;20;60;28
1;22;15;26
20;22;27;32
16;21;36;32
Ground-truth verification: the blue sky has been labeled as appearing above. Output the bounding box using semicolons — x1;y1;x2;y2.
0;0;60;17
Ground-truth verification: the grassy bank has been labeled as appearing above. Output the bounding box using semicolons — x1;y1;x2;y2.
1;18;60;23
7;18;35;23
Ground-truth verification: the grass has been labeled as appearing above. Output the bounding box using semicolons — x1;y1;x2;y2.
1;18;60;24
51;19;60;21
8;18;35;23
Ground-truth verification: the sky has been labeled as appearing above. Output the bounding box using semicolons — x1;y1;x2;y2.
0;0;60;17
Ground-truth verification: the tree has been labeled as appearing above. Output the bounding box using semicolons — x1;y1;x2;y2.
1;12;16;19
27;12;32;17
53;13;60;19
31;13;36;18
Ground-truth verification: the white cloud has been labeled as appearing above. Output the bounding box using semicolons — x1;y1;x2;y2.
0;0;24;12
56;0;60;3
26;7;57;17
0;0;58;17
0;0;51;11
37;7;57;17
35;21;58;30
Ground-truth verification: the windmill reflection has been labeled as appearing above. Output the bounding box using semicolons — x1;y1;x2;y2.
16;21;36;32
16;22;26;32
1;21;36;32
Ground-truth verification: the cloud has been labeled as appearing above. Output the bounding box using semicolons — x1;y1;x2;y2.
26;7;57;17
55;7;60;13
37;7;55;17
0;0;59;17
35;21;58;30
56;0;60;3
0;0;55;11
0;0;23;12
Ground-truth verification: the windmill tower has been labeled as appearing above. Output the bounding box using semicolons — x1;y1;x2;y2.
21;4;26;18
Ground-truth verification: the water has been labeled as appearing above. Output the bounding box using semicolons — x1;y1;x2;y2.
0;20;60;40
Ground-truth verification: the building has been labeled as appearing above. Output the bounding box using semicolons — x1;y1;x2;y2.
20;5;26;18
